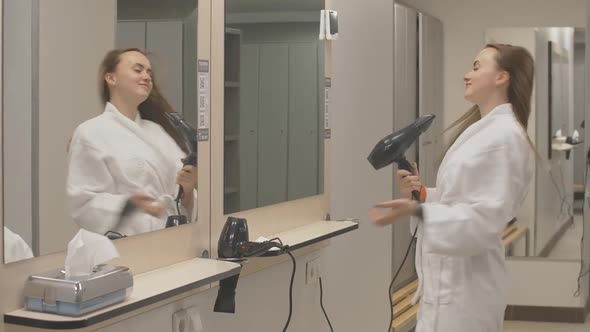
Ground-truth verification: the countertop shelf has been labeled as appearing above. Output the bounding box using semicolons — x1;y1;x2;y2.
4;258;241;330
259;220;359;257
4;221;359;330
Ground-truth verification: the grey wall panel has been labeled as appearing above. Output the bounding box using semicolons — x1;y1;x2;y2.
257;44;289;206
288;43;319;201
146;21;184;114
239;45;260;211
392;3;419;288
116;21;146;50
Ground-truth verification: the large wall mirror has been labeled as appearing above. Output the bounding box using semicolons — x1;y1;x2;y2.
223;0;326;214
486;27;587;262
3;0;200;264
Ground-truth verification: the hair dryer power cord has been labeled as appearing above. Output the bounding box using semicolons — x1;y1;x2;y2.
387;225;419;332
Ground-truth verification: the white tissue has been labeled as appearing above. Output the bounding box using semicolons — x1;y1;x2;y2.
254;236;280;251
254;236;270;243
65;229;120;279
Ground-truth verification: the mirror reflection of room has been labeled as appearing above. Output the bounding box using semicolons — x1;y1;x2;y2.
223;0;326;214
486;27;586;261
3;0;200;264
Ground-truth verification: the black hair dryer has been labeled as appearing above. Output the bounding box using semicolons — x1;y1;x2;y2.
367;114;435;200
213;217;249;314
214;217;283;313
164;112;198;228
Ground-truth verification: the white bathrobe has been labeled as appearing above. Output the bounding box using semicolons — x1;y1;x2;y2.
411;103;534;332
67;102;197;236
4;226;34;263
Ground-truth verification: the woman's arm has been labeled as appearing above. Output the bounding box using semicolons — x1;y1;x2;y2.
67;140;130;235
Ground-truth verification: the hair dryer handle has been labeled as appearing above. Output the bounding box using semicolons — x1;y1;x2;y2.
397;157;420;201
176;152;198;201
182;152;197;166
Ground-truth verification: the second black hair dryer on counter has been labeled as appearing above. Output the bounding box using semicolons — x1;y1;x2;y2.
367;114;435;200
214;217;286;313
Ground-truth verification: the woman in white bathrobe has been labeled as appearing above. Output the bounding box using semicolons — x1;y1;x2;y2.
67;49;198;237
372;44;535;332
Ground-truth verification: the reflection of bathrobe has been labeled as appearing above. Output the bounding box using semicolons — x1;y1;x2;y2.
4;226;34;263
67;102;197;236
411;104;533;332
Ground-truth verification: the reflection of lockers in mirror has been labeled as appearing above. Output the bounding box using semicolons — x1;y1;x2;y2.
224;23;324;213
393;4;443;290
115;0;199;128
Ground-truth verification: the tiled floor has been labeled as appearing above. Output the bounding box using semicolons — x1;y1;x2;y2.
504;317;590;332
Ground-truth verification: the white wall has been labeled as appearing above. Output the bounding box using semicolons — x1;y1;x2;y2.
506;259;586;307
98;251;327;332
324;0;395;329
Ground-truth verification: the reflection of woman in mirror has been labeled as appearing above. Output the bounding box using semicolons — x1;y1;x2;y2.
371;44;535;331
67;49;198;237
4;226;34;263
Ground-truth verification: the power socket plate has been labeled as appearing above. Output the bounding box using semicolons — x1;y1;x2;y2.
306;257;321;285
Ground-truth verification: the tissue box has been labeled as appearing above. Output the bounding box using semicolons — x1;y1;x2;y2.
24;264;133;316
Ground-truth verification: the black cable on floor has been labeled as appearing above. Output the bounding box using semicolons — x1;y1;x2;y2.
387;225;419;332
319;277;334;332
283;250;296;332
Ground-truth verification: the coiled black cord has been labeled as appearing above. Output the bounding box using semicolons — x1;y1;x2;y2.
319;277;334;331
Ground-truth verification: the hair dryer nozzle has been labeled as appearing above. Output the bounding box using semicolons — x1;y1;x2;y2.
367;114;435;170
414;114;435;133
164;111;198;155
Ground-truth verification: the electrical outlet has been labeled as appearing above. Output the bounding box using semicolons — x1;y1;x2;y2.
173;309;189;332
186;306;204;332
306;257;321;285
172;307;204;332
173;307;204;332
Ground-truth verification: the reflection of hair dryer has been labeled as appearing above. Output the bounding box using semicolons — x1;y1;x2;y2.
367;114;435;200
214;217;285;313
164;111;198;168
164;112;198;228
